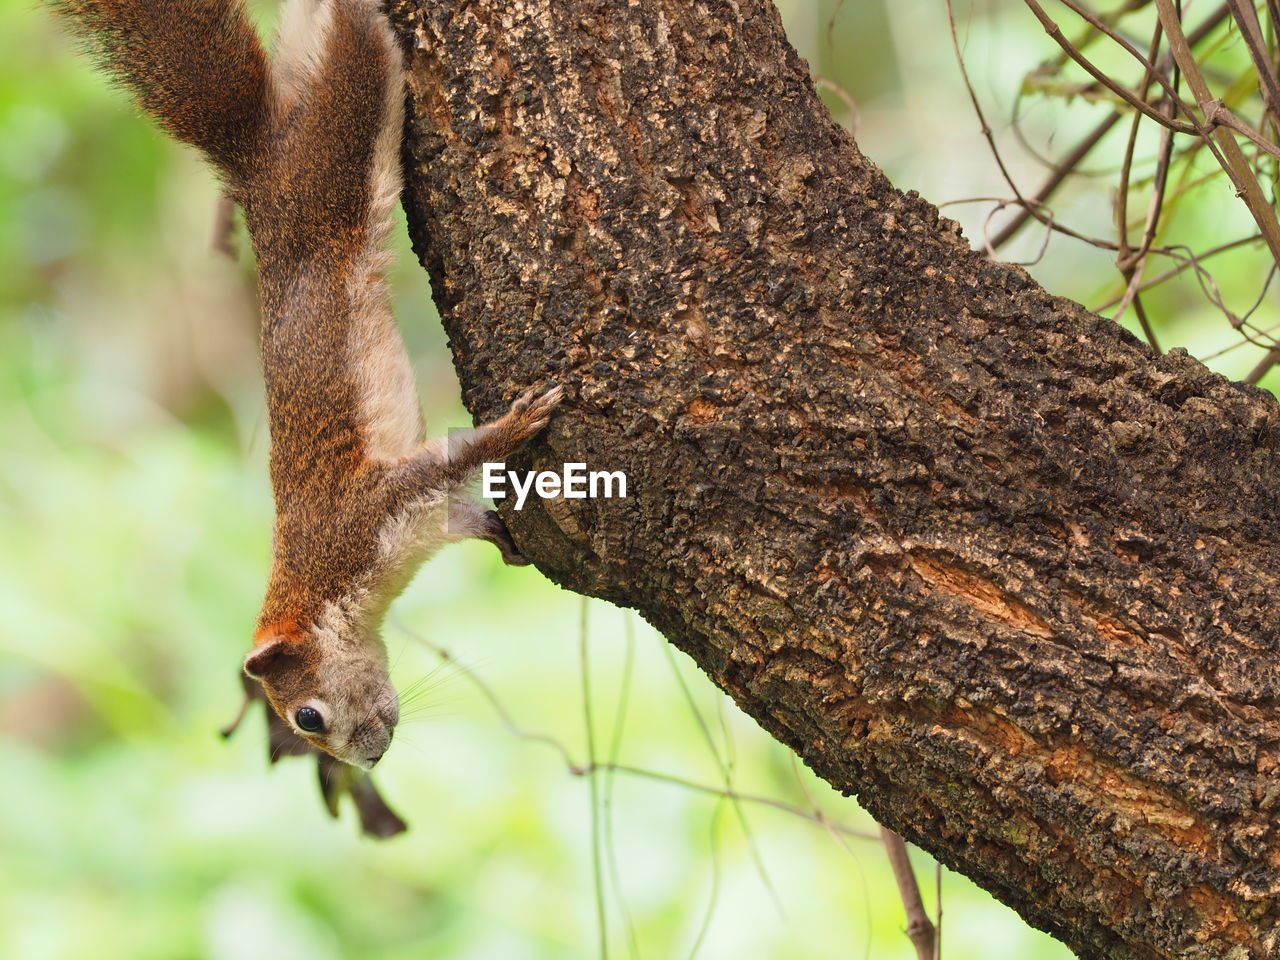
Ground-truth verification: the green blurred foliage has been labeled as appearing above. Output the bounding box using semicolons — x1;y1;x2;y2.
10;0;1270;956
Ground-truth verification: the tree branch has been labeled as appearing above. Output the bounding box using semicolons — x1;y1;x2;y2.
388;0;1280;956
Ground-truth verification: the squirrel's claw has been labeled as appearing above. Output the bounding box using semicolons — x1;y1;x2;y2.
504;383;564;441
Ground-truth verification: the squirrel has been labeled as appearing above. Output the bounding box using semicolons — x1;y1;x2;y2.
54;0;563;770
222;674;408;837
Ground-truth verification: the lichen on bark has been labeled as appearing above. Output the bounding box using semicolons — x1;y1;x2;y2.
386;0;1280;955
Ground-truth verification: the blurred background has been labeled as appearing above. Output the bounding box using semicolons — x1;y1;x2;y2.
4;0;1272;956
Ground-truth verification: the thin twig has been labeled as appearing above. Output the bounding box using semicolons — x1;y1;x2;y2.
934;861;943;960
1053;0;1203;119
685;803;726;960
1199;318;1280;361
604;615;641;959
580;599;610;960
1091;234;1262;309
990;111;1121;250
994;0;1231;251
1021;0;1199;133
1112;120;1175;348
577;762;880;843
815;77;860;134
1246;347;1280;383
1227;0;1280;117
880;827;938;960
392;617;881;840
1154;0;1280;268
946;3;1128;255
1029;0;1280;163
1112;15;1169;349
946;0;1045;238
391;616;580;769
662;641;784;913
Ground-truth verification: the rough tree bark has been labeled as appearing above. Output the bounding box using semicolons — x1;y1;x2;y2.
385;0;1280;956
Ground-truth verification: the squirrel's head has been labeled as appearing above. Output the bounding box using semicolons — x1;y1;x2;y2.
244;619;399;769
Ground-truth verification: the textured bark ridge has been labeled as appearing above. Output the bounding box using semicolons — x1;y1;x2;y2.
386;0;1280;955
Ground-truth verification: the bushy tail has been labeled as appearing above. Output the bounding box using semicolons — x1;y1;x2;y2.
53;0;404;267
52;0;272;188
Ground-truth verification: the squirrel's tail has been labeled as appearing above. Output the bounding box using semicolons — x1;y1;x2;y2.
52;0;272;188
54;0;404;268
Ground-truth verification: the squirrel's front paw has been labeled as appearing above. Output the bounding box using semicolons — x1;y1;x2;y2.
505;383;564;441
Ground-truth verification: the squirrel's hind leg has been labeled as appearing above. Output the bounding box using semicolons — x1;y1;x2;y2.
447;497;531;566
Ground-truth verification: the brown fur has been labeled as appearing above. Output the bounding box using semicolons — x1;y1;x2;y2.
57;0;563;768
52;0;271;183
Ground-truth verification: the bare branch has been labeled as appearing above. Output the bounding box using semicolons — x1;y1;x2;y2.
1153;0;1280;268
881;827;938;960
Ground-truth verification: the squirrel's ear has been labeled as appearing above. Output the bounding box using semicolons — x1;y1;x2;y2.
244;637;290;680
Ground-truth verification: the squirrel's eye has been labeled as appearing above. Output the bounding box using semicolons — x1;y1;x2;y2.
295;706;325;733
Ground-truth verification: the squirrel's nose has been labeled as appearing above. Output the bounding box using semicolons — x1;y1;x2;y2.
365;752;384;766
